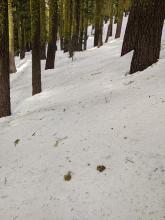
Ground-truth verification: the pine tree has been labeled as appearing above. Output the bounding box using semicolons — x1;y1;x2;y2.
121;0;138;56
40;0;47;60
31;0;42;95
45;0;58;70
8;0;17;73
0;0;11;118
130;0;165;74
94;0;104;47
17;0;26;59
105;0;114;43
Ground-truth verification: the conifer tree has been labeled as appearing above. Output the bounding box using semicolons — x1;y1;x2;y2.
8;0;17;73
30;0;42;95
121;0;138;56
115;0;124;39
105;0;114;43
94;0;104;47
129;0;165;74
40;0;47;60
0;0;11;118
17;0;26;59
45;0;58;69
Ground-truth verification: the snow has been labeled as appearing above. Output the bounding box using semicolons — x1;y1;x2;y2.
0;17;165;220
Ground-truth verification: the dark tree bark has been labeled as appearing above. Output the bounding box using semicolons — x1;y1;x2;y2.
130;0;165;74
83;0;88;51
105;18;113;43
18;10;25;60
68;0;82;57
59;0;64;50
8;0;17;74
97;26;103;48
63;0;71;53
72;0;81;51
83;26;88;50
64;39;69;53
26;42;31;52
78;29;84;51
31;0;42;95
40;0;46;60
0;0;11;118
94;0;103;47
94;25;103;47
115;12;123;39
14;15;20;56
121;0;140;56
45;0;58;70
60;37;64;50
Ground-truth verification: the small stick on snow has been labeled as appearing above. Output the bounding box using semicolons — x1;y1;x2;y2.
126;158;135;164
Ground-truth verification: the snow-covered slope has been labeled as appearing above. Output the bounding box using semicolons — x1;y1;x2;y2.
0;18;165;220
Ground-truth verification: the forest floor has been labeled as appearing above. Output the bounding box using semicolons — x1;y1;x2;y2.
0;18;165;220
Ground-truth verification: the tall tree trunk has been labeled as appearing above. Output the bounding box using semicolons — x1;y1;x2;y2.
0;0;11;118
130;0;165;74
14;19;19;56
97;26;103;48
59;0;64;50
83;26;88;50
72;0;80;51
63;0;71;53
121;0;139;56
17;0;26;60
31;0;42;95
94;20;103;47
40;0;46;60
45;0;58;70
68;0;74;57
24;0;32;54
8;0;17;73
83;0;89;50
78;0;84;51
115;12;123;39
94;0;103;47
19;15;25;59
105;18;113;43
94;23;103;47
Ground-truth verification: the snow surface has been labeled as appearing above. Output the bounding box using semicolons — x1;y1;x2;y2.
0;17;165;220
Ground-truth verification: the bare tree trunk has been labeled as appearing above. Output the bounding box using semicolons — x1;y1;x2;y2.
19;15;25;59
130;0;165;74
94;0;103;47
115;12;123;39
83;26;88;50
31;0;42;95
45;0;58;70
0;0;11;118
121;0;139;56
105;18;113;43
8;0;17;73
40;0;47;60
